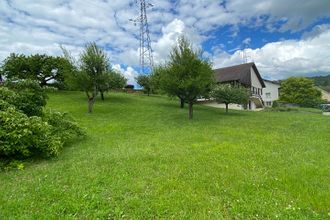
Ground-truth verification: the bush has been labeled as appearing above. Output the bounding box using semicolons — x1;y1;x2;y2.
0;87;20;107
43;86;58;93
3;80;48;116
0;80;84;168
42;110;85;144
0;107;62;160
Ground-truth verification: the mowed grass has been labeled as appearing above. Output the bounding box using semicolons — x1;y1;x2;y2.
0;91;329;219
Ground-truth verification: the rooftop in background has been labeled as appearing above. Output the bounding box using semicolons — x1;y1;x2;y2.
263;79;281;85
213;62;266;88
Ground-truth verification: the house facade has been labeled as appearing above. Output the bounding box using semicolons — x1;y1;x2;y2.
214;62;265;109
213;62;280;110
261;79;281;107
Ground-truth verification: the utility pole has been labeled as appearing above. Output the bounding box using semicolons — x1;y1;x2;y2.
130;0;154;74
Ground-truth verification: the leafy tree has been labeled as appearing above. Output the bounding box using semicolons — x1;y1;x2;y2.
211;84;249;113
279;77;322;107
149;65;164;94
136;74;152;96
98;70;127;100
1;53;74;87
76;42;110;113
156;37;214;119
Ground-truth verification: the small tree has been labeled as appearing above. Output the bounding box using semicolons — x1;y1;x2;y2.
78;42;109;113
211;84;249;113
98;70;127;100
158;36;214;119
136;74;152;96
280;77;322;107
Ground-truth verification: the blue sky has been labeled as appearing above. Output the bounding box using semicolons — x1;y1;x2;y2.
1;0;330;84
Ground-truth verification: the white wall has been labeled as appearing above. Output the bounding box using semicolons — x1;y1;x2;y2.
262;81;280;106
250;67;263;89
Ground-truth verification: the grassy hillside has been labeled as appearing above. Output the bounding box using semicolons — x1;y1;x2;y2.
1;91;329;219
309;75;330;92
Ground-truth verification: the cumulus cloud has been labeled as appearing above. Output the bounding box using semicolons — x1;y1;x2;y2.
213;26;330;79
0;0;329;81
112;64;138;85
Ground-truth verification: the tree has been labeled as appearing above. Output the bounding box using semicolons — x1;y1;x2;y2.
279;77;322;107
136;74;152;96
78;42;110;113
149;66;162;94
1;53;74;87
211;84;249;113
98;70;127;100
157;36;214;119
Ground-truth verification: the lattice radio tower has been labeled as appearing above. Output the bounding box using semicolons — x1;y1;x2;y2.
130;0;154;74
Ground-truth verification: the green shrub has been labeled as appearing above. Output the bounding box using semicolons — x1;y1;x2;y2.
0;87;20;107
0;100;15;111
0;81;84;167
43;86;58;93
42;110;85;144
0;107;62;160
4;80;48;116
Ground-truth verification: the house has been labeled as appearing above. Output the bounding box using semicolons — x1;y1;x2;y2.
213;62;266;109
261;79;281;107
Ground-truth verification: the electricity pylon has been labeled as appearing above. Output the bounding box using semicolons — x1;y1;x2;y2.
130;0;154;74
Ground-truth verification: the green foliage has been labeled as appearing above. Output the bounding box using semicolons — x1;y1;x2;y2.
149;65;165;94
0;107;62;160
279;77;322;107
0;82;84;166
42;110;85;144
1;53;74;87
155;36;214;119
3;80;48;116
136;74;152;95
68;42;111;112
309;75;330;92
98;70;127;100
211;84;250;112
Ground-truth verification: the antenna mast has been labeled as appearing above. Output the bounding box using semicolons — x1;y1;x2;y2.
130;0;154;74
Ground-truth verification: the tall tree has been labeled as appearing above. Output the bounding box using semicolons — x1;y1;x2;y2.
211;84;249;113
158;36;214;119
78;42;110;113
1;53;73;87
136;74;152;96
279;77;322;107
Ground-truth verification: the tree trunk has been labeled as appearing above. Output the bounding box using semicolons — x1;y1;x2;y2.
100;91;104;101
188;102;193;120
147;89;150;96
225;103;229;113
88;98;95;113
180;98;184;108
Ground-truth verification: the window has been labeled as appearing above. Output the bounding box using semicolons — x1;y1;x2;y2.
266;101;272;106
266;92;271;98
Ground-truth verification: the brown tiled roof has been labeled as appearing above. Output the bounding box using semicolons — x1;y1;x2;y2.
213;62;266;87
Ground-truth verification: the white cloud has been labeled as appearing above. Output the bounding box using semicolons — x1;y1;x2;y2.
242;38;251;46
112;64;138;86
152;18;186;64
0;0;329;80
213;26;330;79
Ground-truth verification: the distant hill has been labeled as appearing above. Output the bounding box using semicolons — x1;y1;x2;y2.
308;75;330;92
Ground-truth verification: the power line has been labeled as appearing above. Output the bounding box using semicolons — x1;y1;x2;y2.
130;0;154;74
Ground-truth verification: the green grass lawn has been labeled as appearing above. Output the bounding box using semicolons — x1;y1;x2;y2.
1;91;329;219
